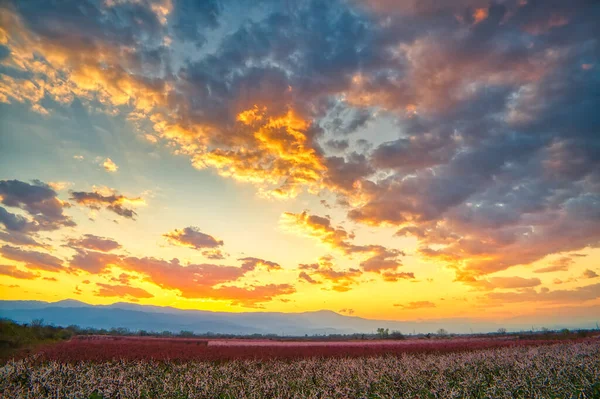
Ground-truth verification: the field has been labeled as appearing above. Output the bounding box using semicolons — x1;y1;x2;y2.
12;334;595;362
1;335;600;398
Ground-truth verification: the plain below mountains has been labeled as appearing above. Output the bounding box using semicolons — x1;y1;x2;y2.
0;299;597;335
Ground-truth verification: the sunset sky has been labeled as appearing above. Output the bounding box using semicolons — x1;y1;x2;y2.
0;0;599;324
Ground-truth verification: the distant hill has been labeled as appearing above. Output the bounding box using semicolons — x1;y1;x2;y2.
0;300;597;335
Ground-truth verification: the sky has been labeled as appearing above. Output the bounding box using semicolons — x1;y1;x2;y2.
0;0;599;325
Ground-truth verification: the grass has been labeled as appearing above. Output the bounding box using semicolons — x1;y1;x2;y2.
0;319;73;362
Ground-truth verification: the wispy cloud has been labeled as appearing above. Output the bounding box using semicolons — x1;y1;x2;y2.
163;227;224;250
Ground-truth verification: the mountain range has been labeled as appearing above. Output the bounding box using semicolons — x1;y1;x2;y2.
1;300;597;335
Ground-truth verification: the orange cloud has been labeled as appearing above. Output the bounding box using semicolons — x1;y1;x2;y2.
463;276;542;291
485;283;600;304
280;211;354;252
472;7;489;24
394;301;436;310
69;249;121;274
0;245;64;272
117;256;293;306
0;7;168;117
281;211;410;279
299;255;362;292
0;264;39;280
95;283;154;299
190;107;326;198
534;256;574;273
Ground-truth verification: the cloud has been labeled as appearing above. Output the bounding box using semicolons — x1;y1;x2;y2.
359;246;405;272
485;283;600;304
380;271;415;282
163;226;224;250
1;0;599;292
280;211;355;252
0;230;46;247
48;182;72;191
582;269;599;279
0;180;74;232
281;211;409;279
238;257;282;271
325;139;350;152
463;276;542;291
299;255;361;292
70;189;144;219
110;272;137;285
394;301;436;310
64;244;294;306
202;249;227;260
0;264;39;280
102;158;119;173
69;249;122;274
67;234;121;252
299;271;319;284
117;256;294;306
534;257;574;273
0;245;64;272
95;282;154;299
323;152;374;193
0;207;31;232
170;0;221;47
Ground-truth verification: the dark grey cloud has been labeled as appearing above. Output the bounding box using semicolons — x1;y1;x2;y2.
323;152;374;192
0;207;30;232
70;190;139;219
163;226;224;249
0;180;74;232
238;257;282;271
0;230;45;247
202;249;227;260
170;0;221;47
325;139;350;152
14;0;163;47
67;234;121;252
323;106;373;136
11;0;168;76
